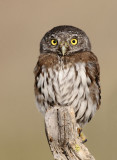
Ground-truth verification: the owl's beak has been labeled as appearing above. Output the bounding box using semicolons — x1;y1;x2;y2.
60;42;69;56
61;46;67;56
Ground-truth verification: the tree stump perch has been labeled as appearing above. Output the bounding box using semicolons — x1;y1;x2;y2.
45;106;95;160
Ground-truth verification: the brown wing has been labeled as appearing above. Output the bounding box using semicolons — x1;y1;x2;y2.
64;51;101;109
34;53;60;114
34;54;49;113
34;57;41;97
71;51;101;109
34;53;58;96
85;52;101;109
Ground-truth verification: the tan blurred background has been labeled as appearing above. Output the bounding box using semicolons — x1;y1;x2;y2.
0;0;117;159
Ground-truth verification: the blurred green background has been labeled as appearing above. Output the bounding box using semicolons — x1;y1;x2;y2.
0;0;117;159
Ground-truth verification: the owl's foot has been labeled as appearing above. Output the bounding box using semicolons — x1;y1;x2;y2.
77;128;87;144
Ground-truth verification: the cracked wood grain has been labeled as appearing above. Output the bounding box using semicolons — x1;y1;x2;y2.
45;106;95;160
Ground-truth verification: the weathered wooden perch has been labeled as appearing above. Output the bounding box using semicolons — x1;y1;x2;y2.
45;106;95;160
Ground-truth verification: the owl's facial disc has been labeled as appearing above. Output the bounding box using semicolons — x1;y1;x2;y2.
40;25;91;55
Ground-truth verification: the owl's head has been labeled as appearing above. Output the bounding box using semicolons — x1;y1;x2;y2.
40;25;91;56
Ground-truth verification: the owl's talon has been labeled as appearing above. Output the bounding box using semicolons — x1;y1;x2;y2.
82;138;87;144
78;128;82;137
77;128;87;144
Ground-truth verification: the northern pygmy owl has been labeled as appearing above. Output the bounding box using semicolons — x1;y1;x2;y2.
34;25;101;128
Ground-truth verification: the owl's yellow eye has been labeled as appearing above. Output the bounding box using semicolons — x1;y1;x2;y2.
51;39;58;46
71;38;78;45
